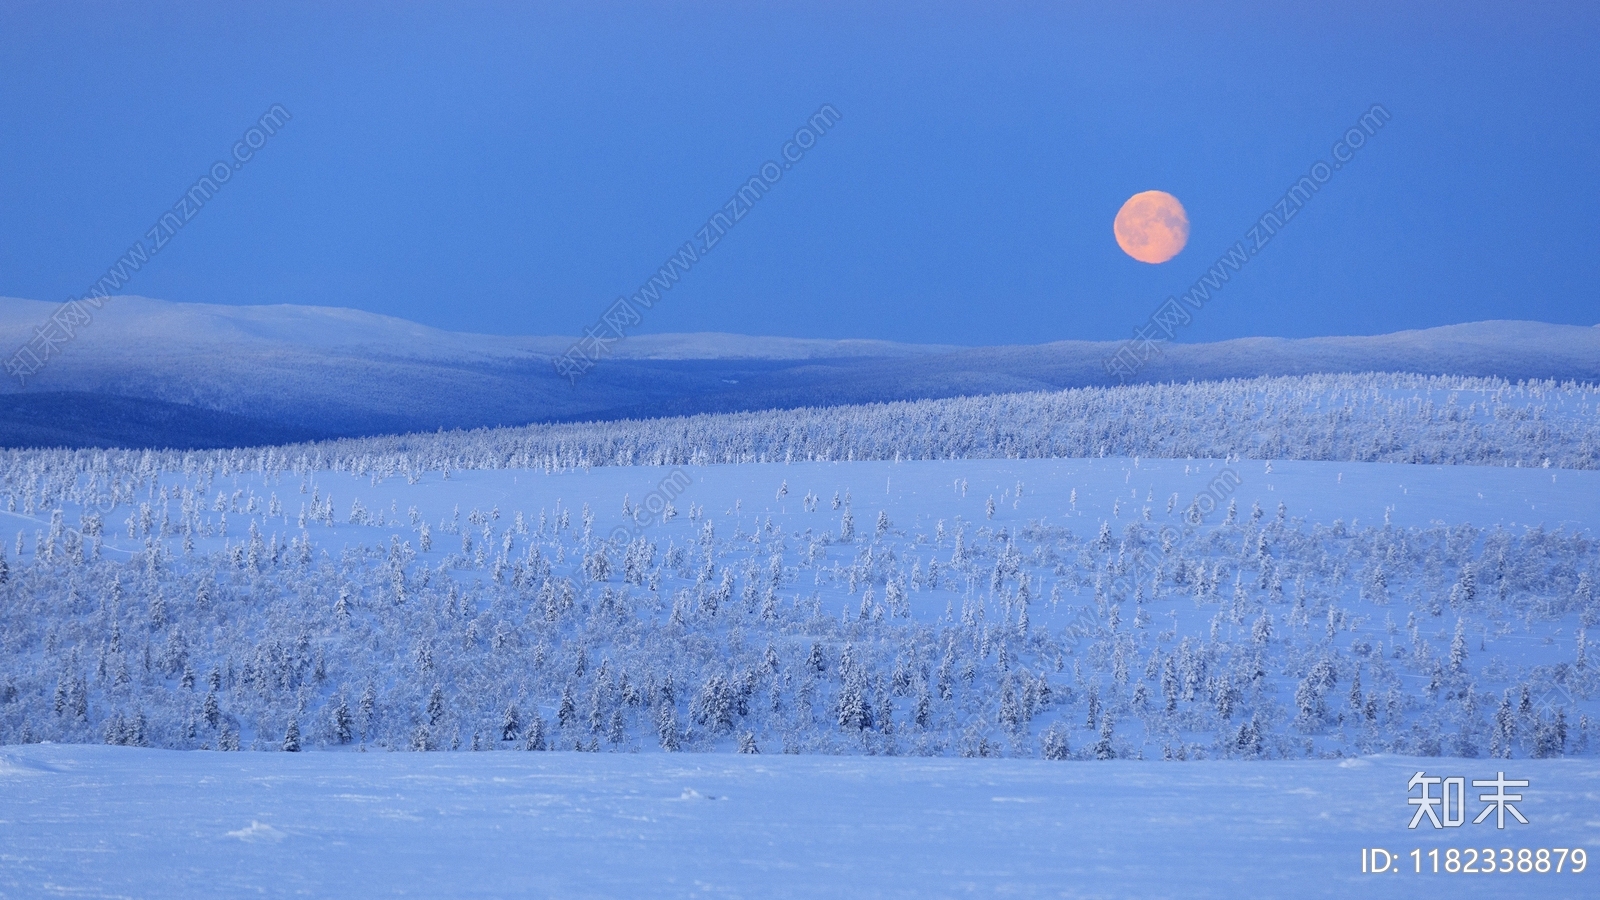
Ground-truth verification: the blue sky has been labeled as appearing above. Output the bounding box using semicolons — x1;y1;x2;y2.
2;1;1596;346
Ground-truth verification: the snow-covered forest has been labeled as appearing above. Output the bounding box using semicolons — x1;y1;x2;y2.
250;372;1600;471
0;372;1596;760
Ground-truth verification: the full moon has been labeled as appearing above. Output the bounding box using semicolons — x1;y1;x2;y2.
1113;190;1189;264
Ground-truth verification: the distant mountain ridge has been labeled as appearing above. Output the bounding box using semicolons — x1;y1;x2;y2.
0;296;955;362
1;295;1597;449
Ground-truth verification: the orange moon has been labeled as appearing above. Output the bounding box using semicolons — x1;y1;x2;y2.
1113;190;1189;264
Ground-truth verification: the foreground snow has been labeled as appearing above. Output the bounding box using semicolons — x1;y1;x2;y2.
1;745;1596;898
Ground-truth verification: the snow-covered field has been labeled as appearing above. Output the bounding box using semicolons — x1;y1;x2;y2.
1;374;1598;895
2;744;1596;898
2;451;1596;758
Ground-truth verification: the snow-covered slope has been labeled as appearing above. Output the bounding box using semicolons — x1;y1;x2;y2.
2;295;1597;448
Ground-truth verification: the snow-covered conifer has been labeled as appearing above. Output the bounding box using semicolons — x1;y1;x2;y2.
331;696;353;744
1093;713;1115;759
1042;723;1070;760
656;704;679;751
523;713;546;750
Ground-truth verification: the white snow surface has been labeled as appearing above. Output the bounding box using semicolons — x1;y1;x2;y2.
1;744;1595;898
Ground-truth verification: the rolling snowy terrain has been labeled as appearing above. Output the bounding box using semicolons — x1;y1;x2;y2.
1;373;1596;759
1;372;1598;895
3;295;1598;447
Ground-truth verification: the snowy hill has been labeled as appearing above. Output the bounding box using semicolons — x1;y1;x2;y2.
0;295;953;362
3;295;1598;448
